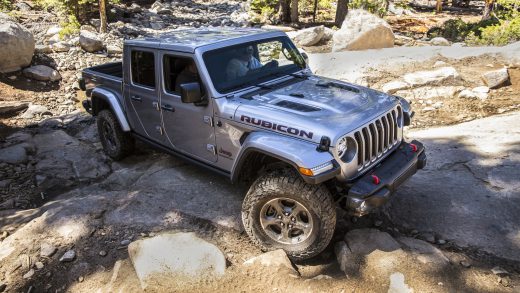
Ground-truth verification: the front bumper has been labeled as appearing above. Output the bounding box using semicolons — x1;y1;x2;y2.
345;140;426;216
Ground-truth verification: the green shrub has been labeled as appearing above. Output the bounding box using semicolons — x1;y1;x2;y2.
0;0;12;12
348;0;388;17
59;14;81;39
428;18;500;42
466;16;520;45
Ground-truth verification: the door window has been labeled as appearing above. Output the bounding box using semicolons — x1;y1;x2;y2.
131;51;156;88
163;56;200;95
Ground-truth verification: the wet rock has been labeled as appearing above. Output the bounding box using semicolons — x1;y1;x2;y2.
23;65;61;82
403;67;460;87
120;239;131;246
0;101;29;116
420;232;436;243
59;249;76;262
460;260;471;268
430;37;450;46
0;144;28;164
482;68;509;89
0;18;35;73
290;26;325;47
40;242;57;257
333;9;394;51
128;232;226;290
99;250;107;257
244;249;298;275
79;30;104;53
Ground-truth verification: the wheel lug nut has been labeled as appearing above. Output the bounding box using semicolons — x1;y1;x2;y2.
284;212;289;216
288;224;293;228
281;223;285;227
277;215;282;219
291;217;295;222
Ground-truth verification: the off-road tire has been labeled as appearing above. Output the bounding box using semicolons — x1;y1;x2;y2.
242;168;336;261
97;109;134;160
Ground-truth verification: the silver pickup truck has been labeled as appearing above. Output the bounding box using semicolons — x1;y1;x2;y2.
80;28;426;260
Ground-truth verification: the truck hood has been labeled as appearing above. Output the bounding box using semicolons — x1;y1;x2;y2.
234;76;400;144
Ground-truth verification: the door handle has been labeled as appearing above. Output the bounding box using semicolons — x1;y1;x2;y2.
161;104;175;112
131;95;142;102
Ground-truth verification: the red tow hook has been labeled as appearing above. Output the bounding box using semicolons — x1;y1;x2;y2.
371;174;380;185
410;143;418;152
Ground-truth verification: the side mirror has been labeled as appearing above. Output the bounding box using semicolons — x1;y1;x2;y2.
298;48;309;64
180;82;203;104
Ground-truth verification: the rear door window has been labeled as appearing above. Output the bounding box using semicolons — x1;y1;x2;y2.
131;51;156;88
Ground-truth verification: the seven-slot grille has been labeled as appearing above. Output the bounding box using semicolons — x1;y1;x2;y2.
353;107;402;170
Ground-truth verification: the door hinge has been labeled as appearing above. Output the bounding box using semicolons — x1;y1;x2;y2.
203;116;214;127
155;125;163;135
206;144;216;155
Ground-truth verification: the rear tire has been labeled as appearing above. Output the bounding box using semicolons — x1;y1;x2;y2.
242;168;336;261
97;109;134;160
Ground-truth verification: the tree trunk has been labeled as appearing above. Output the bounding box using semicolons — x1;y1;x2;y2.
99;0;107;33
278;0;291;23
436;0;442;13
312;0;318;22
291;0;299;23
482;0;495;20
335;0;349;27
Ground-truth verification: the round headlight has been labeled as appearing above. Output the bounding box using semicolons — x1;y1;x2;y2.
337;137;348;158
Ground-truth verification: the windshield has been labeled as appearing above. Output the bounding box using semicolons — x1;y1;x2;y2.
203;36;306;94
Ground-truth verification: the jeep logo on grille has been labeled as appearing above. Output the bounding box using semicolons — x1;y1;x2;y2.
240;115;314;139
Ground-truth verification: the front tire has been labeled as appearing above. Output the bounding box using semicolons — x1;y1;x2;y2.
97;109;134;160
242;169;336;261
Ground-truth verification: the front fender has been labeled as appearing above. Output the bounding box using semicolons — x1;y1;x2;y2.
91;87;131;132
231;132;340;184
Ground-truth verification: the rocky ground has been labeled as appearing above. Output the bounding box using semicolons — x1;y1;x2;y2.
1;0;520;292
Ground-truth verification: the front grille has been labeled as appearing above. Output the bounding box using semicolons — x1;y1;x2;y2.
354;107;402;170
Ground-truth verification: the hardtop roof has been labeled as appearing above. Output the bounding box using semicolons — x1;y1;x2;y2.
124;27;285;52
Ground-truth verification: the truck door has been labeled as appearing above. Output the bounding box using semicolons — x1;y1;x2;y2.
159;52;217;163
123;47;164;143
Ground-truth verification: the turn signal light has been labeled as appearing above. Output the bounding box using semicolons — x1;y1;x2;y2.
298;167;314;176
410;143;418;152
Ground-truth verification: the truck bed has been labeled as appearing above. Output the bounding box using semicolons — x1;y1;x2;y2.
82;62;123;97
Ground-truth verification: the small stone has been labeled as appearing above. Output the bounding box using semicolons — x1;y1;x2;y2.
430;37;450;46
499;276;511;287
23;269;35;279
374;220;383;227
121;239;131;246
491;266;509;276
437;239;446;245
433;61;447;67
40;242;57;257
422;106;436;112
35;262;44;270
1;231;9;240
411;229;419;235
59;250;76;262
78;276;84;282
99;250;107;257
481;68;509;89
460;260;471;268
438;282;444;286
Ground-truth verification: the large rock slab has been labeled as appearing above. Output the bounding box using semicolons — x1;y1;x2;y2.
332;9;394;51
23;65;61;82
403;67;460;87
128;232;226;290
0;18;35;73
290;26;325;47
395;86;464;101
397;237;449;266
0;101;29;116
79;30;103;53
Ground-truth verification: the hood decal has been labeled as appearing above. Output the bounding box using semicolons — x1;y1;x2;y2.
240;115;314;139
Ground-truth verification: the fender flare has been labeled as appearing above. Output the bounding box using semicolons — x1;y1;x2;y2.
91;87;131;132
231;131;338;184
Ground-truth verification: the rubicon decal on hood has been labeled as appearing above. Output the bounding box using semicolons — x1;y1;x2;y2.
240;115;314;139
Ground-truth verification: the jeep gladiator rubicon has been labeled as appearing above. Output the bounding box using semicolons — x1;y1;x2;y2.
80;28;426;260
